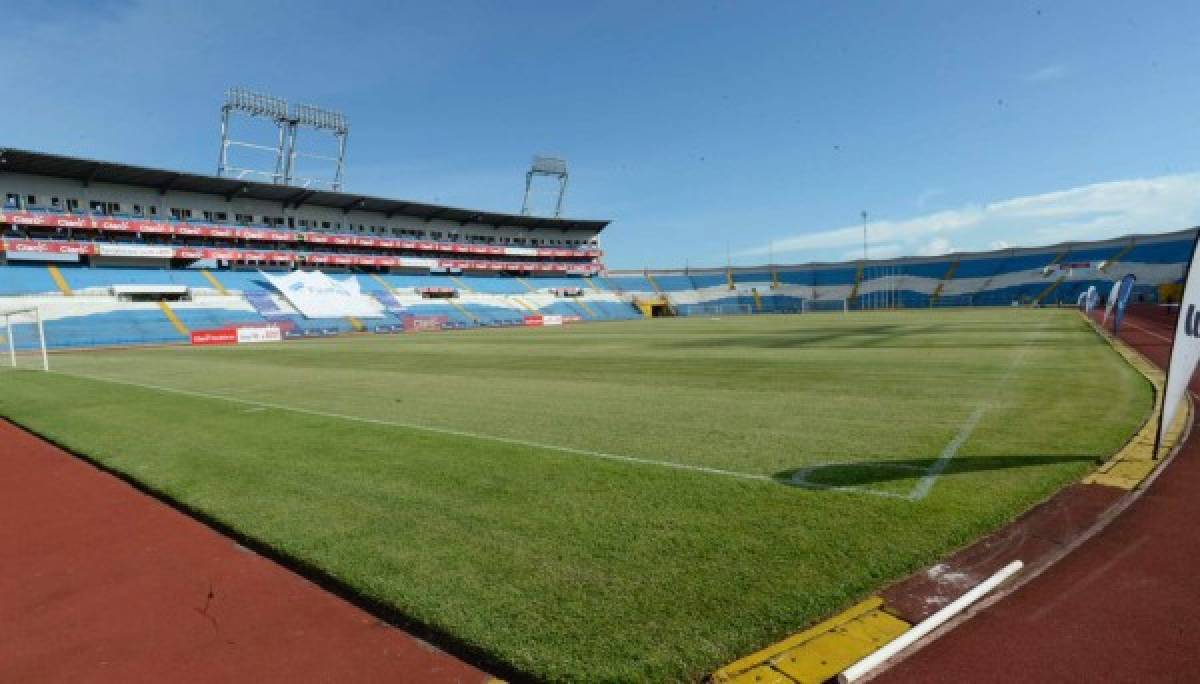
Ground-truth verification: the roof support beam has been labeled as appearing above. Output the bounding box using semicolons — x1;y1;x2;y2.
158;174;182;196
286;188;316;210
80;163;104;188
223;183;248;202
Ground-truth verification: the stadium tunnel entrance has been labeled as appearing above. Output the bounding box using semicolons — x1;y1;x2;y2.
633;295;674;318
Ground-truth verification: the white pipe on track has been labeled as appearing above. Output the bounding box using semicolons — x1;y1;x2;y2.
839;559;1024;683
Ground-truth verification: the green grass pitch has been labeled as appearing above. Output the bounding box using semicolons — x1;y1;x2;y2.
0;309;1151;681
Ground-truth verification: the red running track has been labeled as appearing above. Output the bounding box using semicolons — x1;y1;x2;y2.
0;421;490;683
879;308;1200;682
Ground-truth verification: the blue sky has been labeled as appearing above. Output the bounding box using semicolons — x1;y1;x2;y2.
5;1;1199;268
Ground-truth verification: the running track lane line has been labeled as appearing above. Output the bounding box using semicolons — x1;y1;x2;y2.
48;370;776;485
1121;319;1173;344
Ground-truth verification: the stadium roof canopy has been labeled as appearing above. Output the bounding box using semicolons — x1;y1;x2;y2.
0;147;610;232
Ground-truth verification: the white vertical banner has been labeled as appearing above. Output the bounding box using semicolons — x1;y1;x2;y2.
1157;234;1200;454
1102;279;1121;324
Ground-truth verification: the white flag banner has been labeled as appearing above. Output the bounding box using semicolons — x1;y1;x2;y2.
1102;280;1122;324
1158;237;1200;451
261;270;384;319
1084;285;1098;314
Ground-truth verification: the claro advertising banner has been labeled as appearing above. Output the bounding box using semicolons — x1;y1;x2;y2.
191;325;282;346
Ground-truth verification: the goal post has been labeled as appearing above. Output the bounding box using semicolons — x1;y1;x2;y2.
687;302;755;316
1;307;50;371
802;298;848;314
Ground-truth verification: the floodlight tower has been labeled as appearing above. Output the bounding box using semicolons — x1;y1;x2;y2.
288;103;350;191
521;155;569;217
218;88;350;190
217;88;291;183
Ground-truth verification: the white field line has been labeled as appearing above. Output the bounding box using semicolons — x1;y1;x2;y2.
791;319;1048;501
907;407;986;501
50;370;774;485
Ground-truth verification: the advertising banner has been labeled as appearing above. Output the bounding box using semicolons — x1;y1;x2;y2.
402;315;448;332
1102;279;1122;325
236;326;283;344
190;328;238;345
1157;235;1200;454
95;244;176;259
1112;274;1136;335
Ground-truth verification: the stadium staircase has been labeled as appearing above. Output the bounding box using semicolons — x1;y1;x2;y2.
200;270;229;294
572;299;598;318
726;269;735;290
645;273;665;294
971;253;1012;302
1101;240;1137;274
450;275;474;292
448;298;481;324
848;263;865;304
46;265;73;296
1032;275;1067;306
511;296;539;313
369;273;396;292
929;258;959;305
157;301;190;336
514;276;536;292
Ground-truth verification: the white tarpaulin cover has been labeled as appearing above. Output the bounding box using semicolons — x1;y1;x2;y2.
261;270;383;319
1159;240;1200;450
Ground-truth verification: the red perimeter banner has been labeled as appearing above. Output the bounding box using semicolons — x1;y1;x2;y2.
0;212;599;258
190;328;238;345
523;316;544;327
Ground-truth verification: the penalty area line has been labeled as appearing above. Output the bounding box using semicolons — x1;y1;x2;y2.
52;370;774;485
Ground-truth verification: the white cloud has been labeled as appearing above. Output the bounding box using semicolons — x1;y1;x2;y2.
1026;64;1070;82
737;173;1200;261
915;187;945;210
918;237;953;256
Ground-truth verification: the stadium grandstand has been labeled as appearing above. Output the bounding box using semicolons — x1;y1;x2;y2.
0;148;1193;350
606;228;1196;318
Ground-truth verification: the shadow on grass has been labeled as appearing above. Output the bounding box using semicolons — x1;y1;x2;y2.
773;453;1100;489
659;321;1097;350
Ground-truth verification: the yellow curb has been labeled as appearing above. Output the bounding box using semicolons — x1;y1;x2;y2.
711;597;910;684
1082;314;1189;490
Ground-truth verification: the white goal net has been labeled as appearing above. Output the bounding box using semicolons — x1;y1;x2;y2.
801;298;848;314
687;303;755;316
1;307;50;371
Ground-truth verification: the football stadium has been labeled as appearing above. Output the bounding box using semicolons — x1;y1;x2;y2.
5;5;1200;683
0;139;1197;682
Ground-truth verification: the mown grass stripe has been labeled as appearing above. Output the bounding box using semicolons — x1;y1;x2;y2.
55;369;775;484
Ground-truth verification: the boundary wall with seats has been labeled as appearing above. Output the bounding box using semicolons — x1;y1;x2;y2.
605;228;1197;315
0;268;640;350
